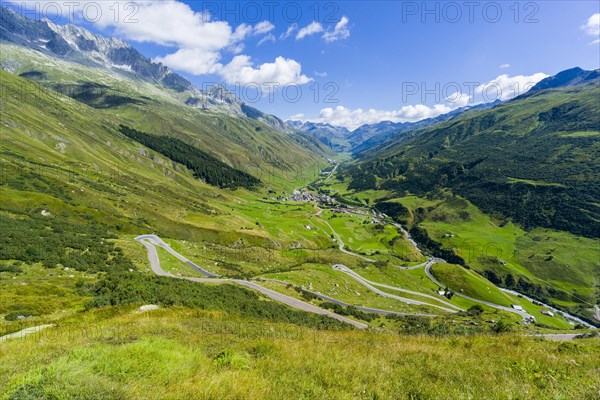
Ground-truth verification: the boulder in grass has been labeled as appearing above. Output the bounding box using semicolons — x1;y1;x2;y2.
138;305;160;312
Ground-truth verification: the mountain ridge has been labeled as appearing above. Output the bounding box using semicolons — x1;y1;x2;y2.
286;100;501;153
0;6;289;131
527;67;600;92
346;67;600;239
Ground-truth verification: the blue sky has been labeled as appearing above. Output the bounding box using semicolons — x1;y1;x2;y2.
9;1;600;129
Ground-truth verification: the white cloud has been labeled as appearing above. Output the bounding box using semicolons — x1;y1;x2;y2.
109;1;234;51
322;16;350;42
499;64;510;69
310;104;453;130
253;21;275;35
280;24;298;39
307;72;549;129
581;13;600;36
314;71;328;77
15;1;312;88
581;13;600;44
445;91;471;108
257;33;276;46
476;73;548;101
296;21;324;40
154;49;222;75
221;55;312;88
231;23;253;42
227;43;245;54
290;113;305;120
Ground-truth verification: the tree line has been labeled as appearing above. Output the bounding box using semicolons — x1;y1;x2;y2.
119;125;261;190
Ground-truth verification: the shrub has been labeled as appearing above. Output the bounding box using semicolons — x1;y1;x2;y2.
491;319;513;334
467;305;484;316
89;272;350;330
213;349;250;369
0;261;23;274
5;310;40;321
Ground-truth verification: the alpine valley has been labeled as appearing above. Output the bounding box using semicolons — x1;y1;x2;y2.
0;5;599;400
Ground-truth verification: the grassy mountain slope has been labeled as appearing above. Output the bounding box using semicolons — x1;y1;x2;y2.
1;43;332;185
349;79;600;238
0;68;335;244
1;68;554;328
336;78;599;323
1;68;599;398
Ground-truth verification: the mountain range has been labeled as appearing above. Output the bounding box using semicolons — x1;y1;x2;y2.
1;6;511;158
0;5;334;187
0;6;289;131
286;101;501;154
346;67;600;239
1;6;598;328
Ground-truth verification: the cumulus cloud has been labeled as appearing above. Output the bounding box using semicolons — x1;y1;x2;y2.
12;1;313;87
299;71;546;129
323;16;350;42
445;91;471;108
296;21;324;40
310;104;452;130
221;56;312;88
499;64;510;69
476;73;548;101
581;13;600;44
154;49;222;75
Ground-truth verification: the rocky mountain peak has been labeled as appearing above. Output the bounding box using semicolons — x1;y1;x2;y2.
0;5;288;131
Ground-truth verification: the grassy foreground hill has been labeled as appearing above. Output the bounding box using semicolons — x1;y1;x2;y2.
2;307;600;400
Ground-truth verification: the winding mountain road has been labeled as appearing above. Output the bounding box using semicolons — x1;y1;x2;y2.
333;264;461;313
259;278;436;317
136;235;219;277
313;204;538;321
424;262;533;321
135;235;368;329
316;207;434;270
334;265;463;311
320;219;376;262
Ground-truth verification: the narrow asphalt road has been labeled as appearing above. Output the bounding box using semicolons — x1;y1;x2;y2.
334;265;464;312
424;262;533;321
0;324;55;343
321;218;376;262
259;278;436;317
333;264;461;313
309;200;544;323
500;288;596;329
135;235;368;329
136;235;220;277
323;161;339;182
315;207;433;270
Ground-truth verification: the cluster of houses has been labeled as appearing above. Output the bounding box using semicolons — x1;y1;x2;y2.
285;190;336;205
